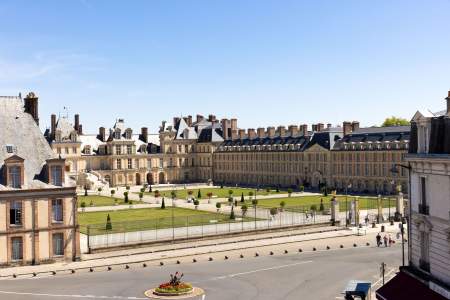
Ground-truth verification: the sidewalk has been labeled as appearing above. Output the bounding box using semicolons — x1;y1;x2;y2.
0;222;405;279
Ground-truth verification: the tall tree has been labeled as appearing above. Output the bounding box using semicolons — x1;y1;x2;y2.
381;116;410;127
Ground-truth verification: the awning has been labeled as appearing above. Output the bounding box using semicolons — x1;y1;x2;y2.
376;271;448;300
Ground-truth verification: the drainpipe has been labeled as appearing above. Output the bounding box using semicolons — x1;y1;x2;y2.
31;198;36;265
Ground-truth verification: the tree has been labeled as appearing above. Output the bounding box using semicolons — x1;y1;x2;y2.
248;191;254;199
299;185;305;192
287;188;293;197
382;116;410;127
228;190;234;197
124;191;129;203
229;205;235;220
319;198;325;212
84;186;88;196
241;204;248;217
240;192;245;203
193;199;199;209
110;189;115;197
216;202;221;212
310;204;317;211
171;190;177;199
97;187;102;195
197;190;202;198
252;199;258;207
140;187;145;193
280;201;286;211
105;214;112;231
270;207;278;217
161;197;166;209
139;192;144;201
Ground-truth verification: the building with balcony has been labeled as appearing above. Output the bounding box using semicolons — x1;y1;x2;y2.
376;92;450;300
0;93;79;266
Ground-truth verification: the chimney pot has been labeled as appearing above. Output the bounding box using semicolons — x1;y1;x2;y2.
141;127;148;143
24;92;39;125
257;127;265;138
446;90;450;115
51;114;56;139
343;121;352;136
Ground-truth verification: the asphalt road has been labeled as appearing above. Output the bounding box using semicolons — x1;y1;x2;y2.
0;245;401;300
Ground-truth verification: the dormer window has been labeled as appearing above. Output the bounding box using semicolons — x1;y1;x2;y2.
114;129;121;140
50;165;63;186
70;132;77;142
6;144;15;154
85;145;91;155
125;129;132;139
9;166;21;188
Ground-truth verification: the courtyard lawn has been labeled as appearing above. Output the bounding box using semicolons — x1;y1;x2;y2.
78;207;253;235
140;186;286;199
237;195;396;212
78;195;143;208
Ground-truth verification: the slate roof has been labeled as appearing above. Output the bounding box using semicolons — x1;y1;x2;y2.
333;126;410;150
169;117;225;143
0;96;62;189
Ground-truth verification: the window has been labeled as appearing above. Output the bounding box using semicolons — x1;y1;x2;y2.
52;233;64;256
135;159;140;169
52;199;63;222
114;130;121;140
85;146;91;155
116;159;122;169
116;145;122;155
159;158;163;168
6;144;15;153
127;145;132;154
10;201;22;226
57;147;61;154
8;166;21;188
127;159;132;169
11;237;23;261
72;147;77;154
420;177;427;206
51;166;63;186
147;159;152;169
65;147;69;154
420;231;430;272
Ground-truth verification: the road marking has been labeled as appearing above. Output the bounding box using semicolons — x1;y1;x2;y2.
0;290;147;299
195;260;313;283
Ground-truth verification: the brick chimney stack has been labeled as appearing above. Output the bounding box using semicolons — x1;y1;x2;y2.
257;127;265;138
231;119;238;140
74;114;80;132
24;92;39;125
248;128;256;140
173;117;181;127
267;127;275;138
196;114;204;123
327;123;332;129
317;123;324;132
300;124;308;136
186;115;193;126
343;121;352;136
446;90;450;115
98;127;106;142
208;114;216;122
288;125;299;136
238;129;246;139
277;126;286;137
141;127;148;143
312;124;318;132
51;114;56;139
351;121;360;132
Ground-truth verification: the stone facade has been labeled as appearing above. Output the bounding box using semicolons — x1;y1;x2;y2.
0;93;79;266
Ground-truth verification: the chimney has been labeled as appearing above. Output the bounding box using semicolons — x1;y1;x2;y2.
300;124;308;136
351;121;360;132
74;114;80;132
277;126;286;136
257;127;265;138
78;124;83;135
312;124;318;132
238;129;246;139
173;117;181;127
51;114;56;139
288;125;299;136
446;91;450;115
187;115;192;126
267;127;275;138
196;114;204;123
208;114;216;122
98;127;106;142
248;128;256;139
327;123;332;129
343;121;352;136
221;119;230;140
24;92;39;125
317;123;324;132
231;118;238;131
141;127;148;143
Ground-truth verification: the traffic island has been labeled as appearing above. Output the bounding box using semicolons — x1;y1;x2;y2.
144;272;205;299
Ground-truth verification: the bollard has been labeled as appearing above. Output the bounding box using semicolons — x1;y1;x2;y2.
240;254;244;258
52;271;56;275
193;258;197;263
340;245;344;248
284;250;288;254
107;266;112;271
209;257;213;261
313;247;316;251
326;246;330;250
270;251;274;255
224;256;229;260
381;225;385;232
125;265;130;269
160;262;164;266
143;263;147;268
176;260;181;265
353;243;357;247
298;249;303;253
71;270;75;274
89;268;94;272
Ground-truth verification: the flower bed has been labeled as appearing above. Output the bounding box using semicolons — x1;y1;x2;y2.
153;272;193;296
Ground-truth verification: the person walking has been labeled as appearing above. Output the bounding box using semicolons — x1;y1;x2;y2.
383;235;388;247
376;233;382;247
388;235;393;247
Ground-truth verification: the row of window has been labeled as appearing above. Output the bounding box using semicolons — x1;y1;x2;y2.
9;199;63;226
10;233;65;261
56;146;78;155
7;165;62;188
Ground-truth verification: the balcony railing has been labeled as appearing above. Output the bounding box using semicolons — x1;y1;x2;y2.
418;204;429;215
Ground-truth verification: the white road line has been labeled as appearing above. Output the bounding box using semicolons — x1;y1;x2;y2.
195;260;313;283
0;290;147;299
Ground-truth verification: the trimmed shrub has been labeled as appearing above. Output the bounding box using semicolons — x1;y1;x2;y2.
229;207;235;220
110;189;116;196
240;192;244;203
105;214;112;231
140;187;145;193
310;204;317;211
241;204;248;216
319;198;324;211
216;202;221;210
161;197;166;209
280;201;286;210
124;191;129;203
252;199;258;207
299;185;305;192
139;192;144;200
171;190;177;199
197;190;202;198
80;201;86;208
287;188;293;197
270;207;278;216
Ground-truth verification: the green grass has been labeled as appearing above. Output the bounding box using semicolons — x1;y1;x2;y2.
139;187;287;199
233;195;396;212
78;195;143;207
78;207;254;235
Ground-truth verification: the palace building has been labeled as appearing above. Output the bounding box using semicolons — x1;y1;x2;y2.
0;93;79;266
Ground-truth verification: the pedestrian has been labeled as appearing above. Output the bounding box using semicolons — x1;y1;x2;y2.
365;216;369;226
376;233;381;247
383;235;388;247
388;235;393;247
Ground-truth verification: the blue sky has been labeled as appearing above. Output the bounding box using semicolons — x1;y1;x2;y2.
1;0;449;133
